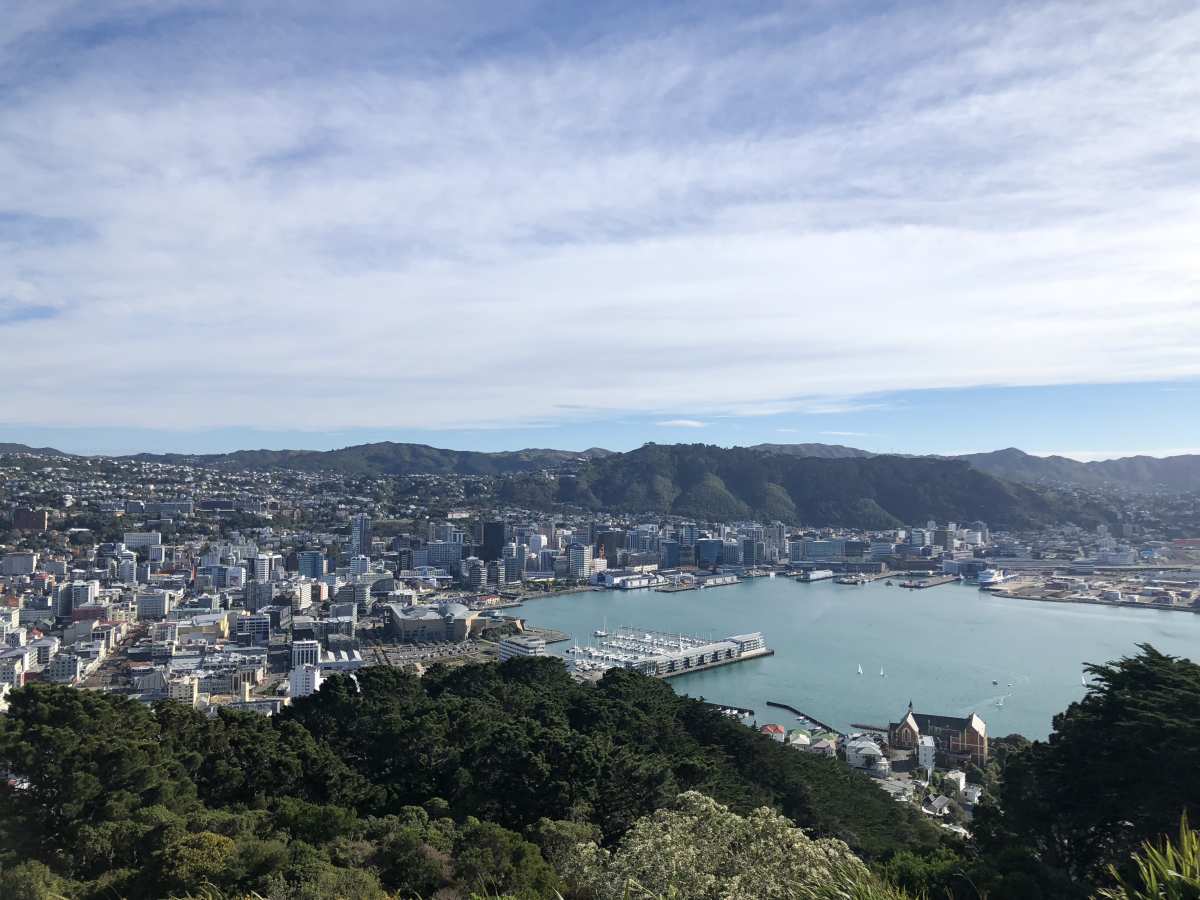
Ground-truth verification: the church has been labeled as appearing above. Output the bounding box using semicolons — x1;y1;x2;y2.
888;702;988;765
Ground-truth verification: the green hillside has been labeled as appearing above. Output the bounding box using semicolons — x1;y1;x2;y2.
504;443;1113;528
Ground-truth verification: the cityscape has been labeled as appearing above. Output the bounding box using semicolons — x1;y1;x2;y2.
3;1;1199;898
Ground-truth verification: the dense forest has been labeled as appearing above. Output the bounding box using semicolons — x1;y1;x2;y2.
498;443;1114;528
0;646;1196;899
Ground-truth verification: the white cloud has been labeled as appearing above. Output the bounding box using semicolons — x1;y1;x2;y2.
0;2;1198;429
820;431;871;438
656;419;707;429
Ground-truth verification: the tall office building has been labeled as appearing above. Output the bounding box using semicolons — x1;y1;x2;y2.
297;550;326;579
568;543;593;581
350;514;372;557
482;521;506;562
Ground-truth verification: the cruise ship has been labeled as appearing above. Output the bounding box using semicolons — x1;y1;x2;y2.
977;568;1013;588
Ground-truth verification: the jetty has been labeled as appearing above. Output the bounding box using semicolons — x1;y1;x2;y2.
898;574;959;589
766;700;840;736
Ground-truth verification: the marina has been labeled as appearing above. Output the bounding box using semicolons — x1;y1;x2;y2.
564;625;771;680
516;575;1200;739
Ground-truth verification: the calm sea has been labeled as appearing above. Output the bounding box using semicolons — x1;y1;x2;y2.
514;575;1200;739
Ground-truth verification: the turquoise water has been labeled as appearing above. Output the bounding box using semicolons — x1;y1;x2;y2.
515;576;1200;739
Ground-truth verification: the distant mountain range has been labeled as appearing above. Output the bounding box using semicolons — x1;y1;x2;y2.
122;443;614;477
0;438;1197;496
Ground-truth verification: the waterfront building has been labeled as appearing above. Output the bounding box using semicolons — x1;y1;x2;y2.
383;601;480;643
568;543;593;581
498;635;546;661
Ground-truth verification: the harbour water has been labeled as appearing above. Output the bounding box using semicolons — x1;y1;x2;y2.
515;575;1200;739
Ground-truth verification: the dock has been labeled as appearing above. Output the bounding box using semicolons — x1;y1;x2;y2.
898;575;959;589
766;700;840;736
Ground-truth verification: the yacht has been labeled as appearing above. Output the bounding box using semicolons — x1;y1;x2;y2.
857;664;863;675
593;618;609;638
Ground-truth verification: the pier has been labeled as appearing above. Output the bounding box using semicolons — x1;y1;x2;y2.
898;574;959;589
766;700;840;736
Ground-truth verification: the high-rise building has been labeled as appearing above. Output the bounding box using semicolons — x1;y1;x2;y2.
567;543;592;581
298;550;326;579
596;530;623;566
463;556;486;591
659;540;681;569
350;513;372;557
349;554;371;576
694;538;724;569
482;521;507;561
486;559;505;587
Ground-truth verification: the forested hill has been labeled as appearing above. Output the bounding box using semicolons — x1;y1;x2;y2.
956;447;1200;491
499;443;1113;528
123;442;613;476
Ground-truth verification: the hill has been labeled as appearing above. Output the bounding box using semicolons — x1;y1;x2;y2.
958;447;1200;491
500;443;1111;528
124;441;613;476
748;442;875;459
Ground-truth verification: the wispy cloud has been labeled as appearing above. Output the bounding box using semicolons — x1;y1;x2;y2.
656;419;707;429
820;430;871;438
1;2;1198;429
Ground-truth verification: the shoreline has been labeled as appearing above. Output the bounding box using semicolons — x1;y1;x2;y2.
989;589;1199;614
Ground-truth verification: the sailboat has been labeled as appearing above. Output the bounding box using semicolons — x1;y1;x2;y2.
857;664;863;675
1081;674;1087;687
593;617;609;638
879;666;886;678
997;695;1005;708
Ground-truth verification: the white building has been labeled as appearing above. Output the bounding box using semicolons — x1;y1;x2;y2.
498;635;546;662
918;734;937;772
289;664;324;698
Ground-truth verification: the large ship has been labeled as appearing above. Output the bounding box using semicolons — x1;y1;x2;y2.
799;569;835;582
977;568;1013;588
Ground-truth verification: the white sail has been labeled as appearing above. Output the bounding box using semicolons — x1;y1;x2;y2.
879;666;885;677
857;664;863;675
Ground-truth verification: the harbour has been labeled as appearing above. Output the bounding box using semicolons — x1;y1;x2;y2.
516;575;1200;739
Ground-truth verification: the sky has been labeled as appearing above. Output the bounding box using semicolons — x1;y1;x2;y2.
1;1;1198;459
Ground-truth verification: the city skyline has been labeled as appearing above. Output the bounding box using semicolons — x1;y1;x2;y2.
2;1;1198;450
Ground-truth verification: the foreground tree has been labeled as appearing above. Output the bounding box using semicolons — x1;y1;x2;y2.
974;644;1200;895
556;791;912;900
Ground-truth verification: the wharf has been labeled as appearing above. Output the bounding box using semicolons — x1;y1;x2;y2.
659;646;773;679
703;701;755;717
898;575;959;589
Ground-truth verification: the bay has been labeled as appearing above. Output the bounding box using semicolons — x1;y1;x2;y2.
514;575;1200;740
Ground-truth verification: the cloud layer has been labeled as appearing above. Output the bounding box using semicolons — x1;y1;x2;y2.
2;0;1198;430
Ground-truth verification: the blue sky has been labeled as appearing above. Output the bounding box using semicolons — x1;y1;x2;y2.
1;1;1198;459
